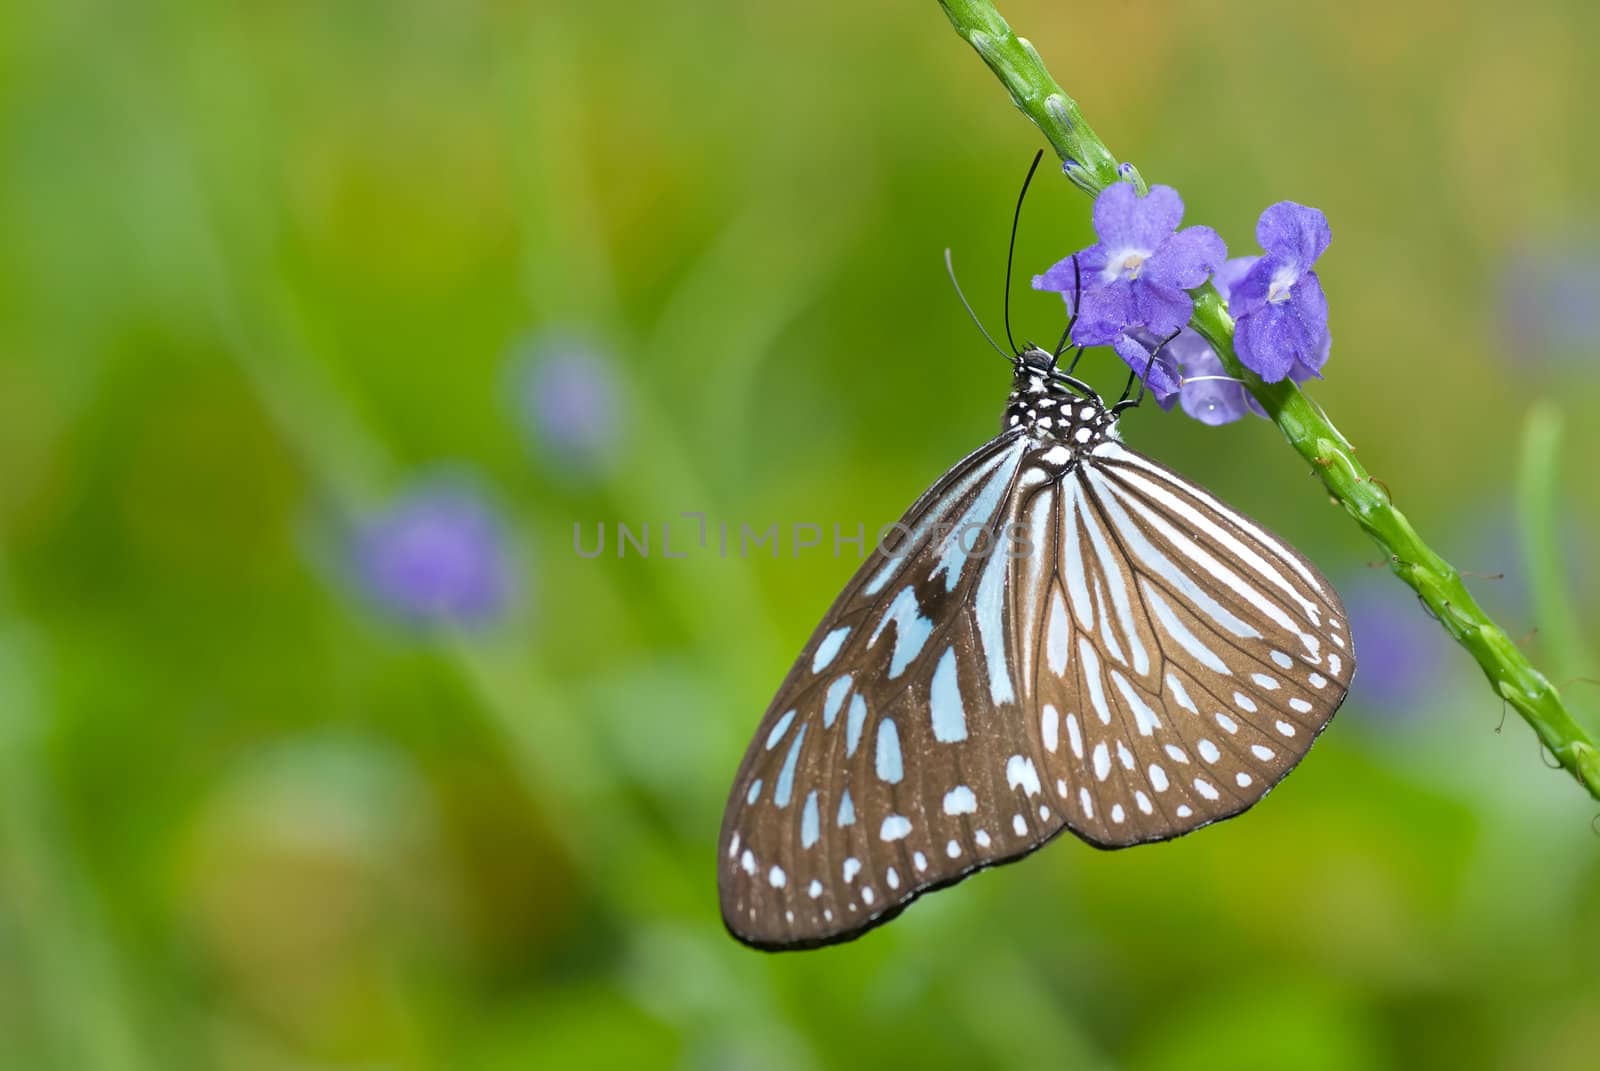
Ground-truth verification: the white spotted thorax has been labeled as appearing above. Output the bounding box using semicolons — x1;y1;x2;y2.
719;340;1353;951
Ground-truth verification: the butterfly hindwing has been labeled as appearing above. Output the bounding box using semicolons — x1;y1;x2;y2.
1018;440;1351;846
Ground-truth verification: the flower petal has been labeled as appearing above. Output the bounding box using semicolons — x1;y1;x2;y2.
1093;183;1183;251
1179;375;1252;425
1235;292;1325;382
1112;332;1182;400
1033;251;1091;296
1130;280;1194;337
1256;202;1331;274
1212;255;1259;304
1287;272;1330;370
1145;225;1227;289
1071;284;1135;346
1225;253;1288;318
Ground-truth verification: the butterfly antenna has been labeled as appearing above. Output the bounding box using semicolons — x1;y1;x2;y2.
1004;149;1046;355
945;248;1012;363
1052;255;1083;359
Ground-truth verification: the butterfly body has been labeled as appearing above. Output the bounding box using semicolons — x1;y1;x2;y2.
720;346;1351;951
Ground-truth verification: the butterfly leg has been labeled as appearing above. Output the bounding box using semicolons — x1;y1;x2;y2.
1112;327;1183;415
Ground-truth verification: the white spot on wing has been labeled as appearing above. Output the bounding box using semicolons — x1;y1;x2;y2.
1079;638;1113;724
837;789;855;827
880;815;912;842
1006;754;1042;796
1112;670;1162;736
876;719;903;783
930;647;969;743
822;675;853;728
766;710;796;750
943;785;977;816
1166;673;1198;714
812;627;851;672
1047;591;1071;675
801;790;820;847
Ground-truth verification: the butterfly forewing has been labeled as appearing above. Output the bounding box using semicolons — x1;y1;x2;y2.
719;433;1063;949
720;356;1352;951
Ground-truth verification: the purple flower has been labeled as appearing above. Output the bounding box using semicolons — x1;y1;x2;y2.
1139;329;1256;426
1034;183;1225;400
350;478;512;627
1229;203;1332;382
1498;237;1600;370
1341;575;1448;715
511;331;620;474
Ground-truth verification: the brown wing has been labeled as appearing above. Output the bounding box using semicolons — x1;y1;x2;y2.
719;434;1058;950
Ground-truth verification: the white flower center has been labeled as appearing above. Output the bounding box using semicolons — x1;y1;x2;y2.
1267;265;1298;304
1106;247;1150;282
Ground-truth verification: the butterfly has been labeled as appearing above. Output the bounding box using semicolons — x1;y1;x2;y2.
717;337;1353;951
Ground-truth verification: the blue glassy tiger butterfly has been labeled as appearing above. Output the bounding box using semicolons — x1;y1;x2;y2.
719;159;1353;951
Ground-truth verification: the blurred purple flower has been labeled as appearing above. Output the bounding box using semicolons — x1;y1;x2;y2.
1034;183;1226;401
1342;575;1448;714
1499;238;1600;369
1230;203;1332;382
351;478;512;626
511;332;620;473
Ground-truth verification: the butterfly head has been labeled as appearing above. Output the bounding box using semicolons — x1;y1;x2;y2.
1005;346;1117;445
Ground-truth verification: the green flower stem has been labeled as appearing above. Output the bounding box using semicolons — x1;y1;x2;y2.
938;0;1142;197
938;0;1600;803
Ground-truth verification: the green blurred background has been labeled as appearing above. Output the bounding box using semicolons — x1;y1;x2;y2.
3;2;1600;1068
